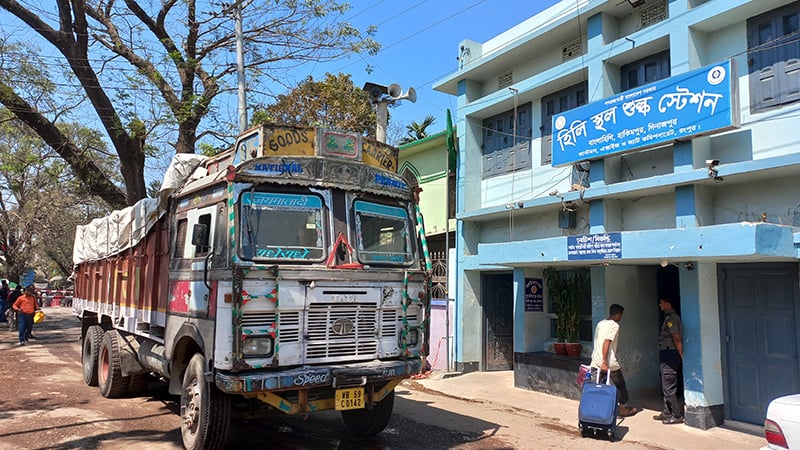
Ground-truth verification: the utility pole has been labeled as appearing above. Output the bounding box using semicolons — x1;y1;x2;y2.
234;1;248;133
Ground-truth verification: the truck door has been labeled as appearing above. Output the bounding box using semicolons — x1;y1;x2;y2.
169;204;217;317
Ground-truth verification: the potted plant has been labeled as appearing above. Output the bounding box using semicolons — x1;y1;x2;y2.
544;267;588;358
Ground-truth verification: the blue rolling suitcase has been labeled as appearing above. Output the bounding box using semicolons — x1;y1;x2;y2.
578;367;618;439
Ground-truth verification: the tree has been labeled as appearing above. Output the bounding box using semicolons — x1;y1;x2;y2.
0;109;110;283
398;115;437;145
251;73;376;136
0;1;380;208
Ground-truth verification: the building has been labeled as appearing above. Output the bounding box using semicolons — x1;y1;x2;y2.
398;121;457;371
434;0;800;430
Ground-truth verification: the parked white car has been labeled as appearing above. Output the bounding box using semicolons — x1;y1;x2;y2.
762;394;800;449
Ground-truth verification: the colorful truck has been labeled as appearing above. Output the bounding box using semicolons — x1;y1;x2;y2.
72;125;431;449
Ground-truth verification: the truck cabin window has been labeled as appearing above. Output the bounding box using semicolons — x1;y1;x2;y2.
239;192;324;261
353;200;413;265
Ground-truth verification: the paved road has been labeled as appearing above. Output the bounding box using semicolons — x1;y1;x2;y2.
3;306;755;450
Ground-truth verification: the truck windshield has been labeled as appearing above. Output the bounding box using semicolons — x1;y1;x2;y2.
353;200;413;265
239;192;324;261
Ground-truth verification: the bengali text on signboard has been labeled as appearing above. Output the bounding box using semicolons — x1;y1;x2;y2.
551;61;737;167
567;232;622;260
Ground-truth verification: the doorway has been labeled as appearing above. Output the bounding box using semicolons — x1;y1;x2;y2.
719;263;800;425
482;272;513;371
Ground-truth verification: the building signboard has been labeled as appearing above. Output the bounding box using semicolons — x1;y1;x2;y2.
524;278;544;312
567;232;622;260
551;60;737;167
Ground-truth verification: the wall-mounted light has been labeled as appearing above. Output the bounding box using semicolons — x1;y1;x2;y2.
660;259;669;268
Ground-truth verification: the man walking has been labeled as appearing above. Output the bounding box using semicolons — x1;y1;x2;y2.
0;280;8;323
590;303;638;417
12;285;40;346
654;297;684;424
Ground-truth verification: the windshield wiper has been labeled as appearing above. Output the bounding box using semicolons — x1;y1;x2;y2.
242;192;258;259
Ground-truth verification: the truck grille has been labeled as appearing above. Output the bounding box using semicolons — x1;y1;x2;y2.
306;303;377;360
240;311;300;343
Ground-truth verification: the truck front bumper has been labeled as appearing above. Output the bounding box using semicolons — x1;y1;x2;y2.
215;358;423;394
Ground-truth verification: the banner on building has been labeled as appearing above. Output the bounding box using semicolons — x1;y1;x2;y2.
551;60;738;167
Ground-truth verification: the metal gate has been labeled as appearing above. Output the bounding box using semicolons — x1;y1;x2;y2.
428;251;450;371
483;272;513;371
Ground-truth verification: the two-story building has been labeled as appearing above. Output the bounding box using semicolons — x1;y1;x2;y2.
398;121;457;371
434;0;800;430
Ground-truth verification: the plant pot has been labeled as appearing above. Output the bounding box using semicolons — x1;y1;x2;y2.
565;342;582;358
553;342;567;356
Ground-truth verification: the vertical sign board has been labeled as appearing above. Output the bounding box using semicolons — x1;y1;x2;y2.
551;60;737;167
524;278;544;312
567;233;622;261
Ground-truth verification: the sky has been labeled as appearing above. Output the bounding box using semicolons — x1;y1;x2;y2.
288;0;563;137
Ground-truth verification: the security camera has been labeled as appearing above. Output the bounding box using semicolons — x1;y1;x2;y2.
705;159;719;167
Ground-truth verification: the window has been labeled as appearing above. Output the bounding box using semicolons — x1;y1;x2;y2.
748;3;800;112
481;102;532;177
194;213;212;257
620;50;670;91
541;83;587;165
547;269;593;342
173;218;188;259
239;192;325;261
354;200;414;265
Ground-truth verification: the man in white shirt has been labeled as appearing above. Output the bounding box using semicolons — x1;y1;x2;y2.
590;303;638;417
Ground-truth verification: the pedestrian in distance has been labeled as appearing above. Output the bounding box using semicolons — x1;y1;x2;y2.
7;284;22;331
590;303;639;417
12;285;41;346
654;297;685;424
0;280;8;323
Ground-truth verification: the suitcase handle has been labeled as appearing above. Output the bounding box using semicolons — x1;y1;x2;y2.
595;349;614;385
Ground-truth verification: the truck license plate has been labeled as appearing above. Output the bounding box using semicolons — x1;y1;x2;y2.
335;387;365;411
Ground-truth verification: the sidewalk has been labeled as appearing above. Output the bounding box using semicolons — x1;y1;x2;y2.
404;370;766;450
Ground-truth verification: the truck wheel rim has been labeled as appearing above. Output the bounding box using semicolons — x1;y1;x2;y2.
182;378;201;433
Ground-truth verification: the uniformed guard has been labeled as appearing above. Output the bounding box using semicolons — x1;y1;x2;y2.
654;297;684;424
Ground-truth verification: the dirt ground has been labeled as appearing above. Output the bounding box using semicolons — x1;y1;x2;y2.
0;306;183;450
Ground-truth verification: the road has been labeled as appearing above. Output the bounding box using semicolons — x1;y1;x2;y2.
0;306;673;450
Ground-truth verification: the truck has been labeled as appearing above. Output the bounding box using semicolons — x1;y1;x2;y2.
72;125;431;450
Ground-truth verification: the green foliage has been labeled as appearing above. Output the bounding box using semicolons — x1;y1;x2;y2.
398;115;437;145
0;108;112;282
252;73;376;136
544;267;589;342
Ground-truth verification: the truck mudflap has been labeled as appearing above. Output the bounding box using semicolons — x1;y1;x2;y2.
215;358;423;395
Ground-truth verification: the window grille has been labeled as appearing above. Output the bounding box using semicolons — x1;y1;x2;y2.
497;71;513;89
640;0;668;28
562;38;583;62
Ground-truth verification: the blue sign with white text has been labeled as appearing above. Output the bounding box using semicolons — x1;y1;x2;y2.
567;233;621;261
551;61;736;167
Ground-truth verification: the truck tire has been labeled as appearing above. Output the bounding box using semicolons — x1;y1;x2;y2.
180;353;231;450
82;325;104;386
98;330;129;398
341;389;395;436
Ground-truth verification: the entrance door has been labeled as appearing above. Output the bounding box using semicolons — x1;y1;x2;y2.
720;263;800;424
483;273;513;371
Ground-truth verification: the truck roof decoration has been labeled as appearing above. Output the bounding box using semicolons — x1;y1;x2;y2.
73;125;409;266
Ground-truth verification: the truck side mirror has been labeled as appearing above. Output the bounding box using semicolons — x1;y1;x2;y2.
191;223;209;247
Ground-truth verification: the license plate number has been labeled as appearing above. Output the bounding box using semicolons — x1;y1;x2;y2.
335;387;365;411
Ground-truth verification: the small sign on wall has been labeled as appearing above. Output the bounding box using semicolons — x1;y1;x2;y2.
525;278;544;312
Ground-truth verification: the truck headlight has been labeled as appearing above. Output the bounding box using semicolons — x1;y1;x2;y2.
243;337;274;357
400;328;419;347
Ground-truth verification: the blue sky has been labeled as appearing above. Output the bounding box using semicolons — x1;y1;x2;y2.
290;0;562;137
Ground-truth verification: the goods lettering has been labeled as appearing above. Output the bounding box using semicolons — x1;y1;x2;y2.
268;129;310;153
